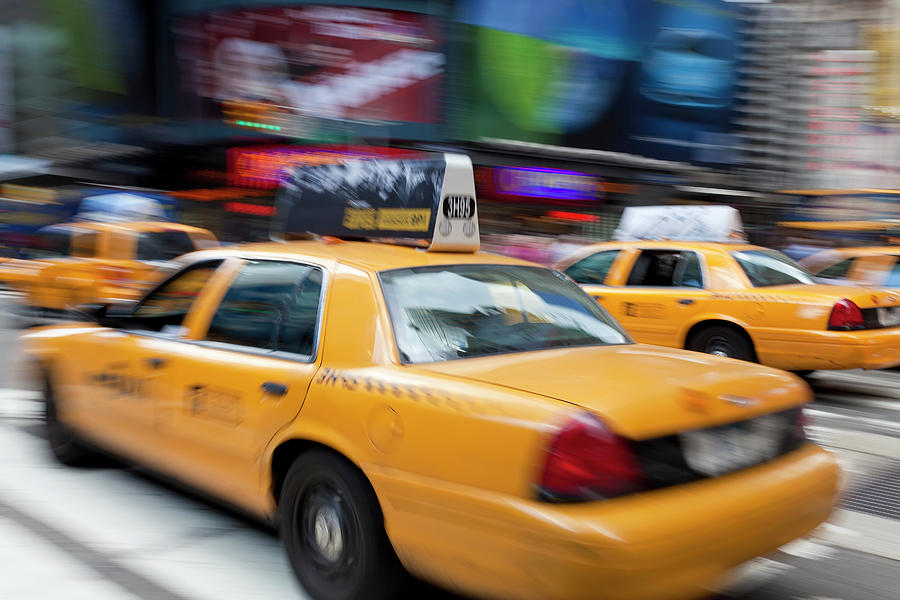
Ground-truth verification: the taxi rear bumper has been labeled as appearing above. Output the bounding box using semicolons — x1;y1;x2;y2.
754;327;900;370
370;444;839;600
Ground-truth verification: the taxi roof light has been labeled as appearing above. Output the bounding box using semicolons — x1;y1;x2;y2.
539;412;644;502
272;153;480;253
827;298;865;330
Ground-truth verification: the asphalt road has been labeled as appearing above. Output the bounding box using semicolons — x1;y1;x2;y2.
0;292;898;600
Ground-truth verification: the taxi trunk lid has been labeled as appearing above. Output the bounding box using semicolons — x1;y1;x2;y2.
416;344;810;440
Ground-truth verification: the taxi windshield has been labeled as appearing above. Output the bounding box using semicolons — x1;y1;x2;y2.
380;265;631;364
732;249;816;287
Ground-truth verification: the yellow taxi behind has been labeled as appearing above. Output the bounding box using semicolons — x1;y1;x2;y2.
20;159;838;600
800;246;900;291
0;220;217;319
555;207;900;372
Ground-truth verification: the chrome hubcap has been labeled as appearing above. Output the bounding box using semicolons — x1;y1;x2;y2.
707;337;733;358
312;504;343;563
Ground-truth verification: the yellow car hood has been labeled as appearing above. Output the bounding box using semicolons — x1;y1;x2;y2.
416;344;810;440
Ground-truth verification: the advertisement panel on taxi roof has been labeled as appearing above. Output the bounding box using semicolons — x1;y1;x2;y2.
171;6;444;124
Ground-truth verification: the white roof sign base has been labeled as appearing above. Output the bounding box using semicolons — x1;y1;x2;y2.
613;205;746;243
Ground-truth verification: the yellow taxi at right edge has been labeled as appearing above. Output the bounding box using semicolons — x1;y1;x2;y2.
21;162;838;600
555;206;900;372
800;246;900;292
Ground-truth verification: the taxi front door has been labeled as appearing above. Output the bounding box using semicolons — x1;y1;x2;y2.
601;249;709;347
73;258;233;466
156;259;325;513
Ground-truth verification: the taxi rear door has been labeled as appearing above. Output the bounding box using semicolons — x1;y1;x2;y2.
154;258;326;510
601;248;710;347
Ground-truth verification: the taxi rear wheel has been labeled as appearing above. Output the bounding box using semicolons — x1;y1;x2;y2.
280;449;408;600
688;326;755;362
43;375;94;466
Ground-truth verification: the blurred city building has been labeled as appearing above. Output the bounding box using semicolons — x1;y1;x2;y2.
0;0;898;251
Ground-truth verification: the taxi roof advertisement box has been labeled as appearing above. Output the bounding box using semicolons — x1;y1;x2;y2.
614;205;745;242
273;153;480;252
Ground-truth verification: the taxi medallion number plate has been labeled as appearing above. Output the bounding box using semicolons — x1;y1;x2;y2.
876;306;900;328
679;414;786;477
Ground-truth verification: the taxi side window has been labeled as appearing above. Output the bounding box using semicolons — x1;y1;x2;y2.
885;259;900;287
817;258;854;279
205;261;323;358
130;260;223;330
626;250;704;288
71;232;98;258
564;250;620;285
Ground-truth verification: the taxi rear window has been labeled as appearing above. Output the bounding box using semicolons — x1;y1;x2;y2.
732;250;815;287
380;265;630;364
136;231;197;261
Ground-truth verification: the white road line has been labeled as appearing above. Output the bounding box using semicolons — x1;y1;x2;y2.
806;409;900;434
814;393;900;412
777;539;839;560
812;510;900;562
717;557;795;596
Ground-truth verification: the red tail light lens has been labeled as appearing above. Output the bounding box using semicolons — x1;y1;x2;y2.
828;299;865;330
539;413;644;501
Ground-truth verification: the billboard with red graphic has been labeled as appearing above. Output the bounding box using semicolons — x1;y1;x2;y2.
172;5;444;124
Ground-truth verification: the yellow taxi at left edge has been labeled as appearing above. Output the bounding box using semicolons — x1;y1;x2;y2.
0;221;218;319
21;239;839;600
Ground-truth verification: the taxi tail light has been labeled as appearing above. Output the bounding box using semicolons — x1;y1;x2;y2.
539;413;645;501
827;299;865;330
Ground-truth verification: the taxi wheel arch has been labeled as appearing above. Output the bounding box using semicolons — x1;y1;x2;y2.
42;366;95;466
685;321;758;362
274;443;409;600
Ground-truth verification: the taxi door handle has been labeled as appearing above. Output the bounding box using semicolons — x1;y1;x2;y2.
677;299;695;305
592;294;605;301
144;357;167;369
261;381;289;397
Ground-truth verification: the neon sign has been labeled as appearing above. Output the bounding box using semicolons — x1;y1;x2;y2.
488;167;604;202
225;202;277;216
227;145;422;189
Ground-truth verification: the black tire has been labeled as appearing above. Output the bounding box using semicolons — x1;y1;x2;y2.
44;375;94;466
280;449;408;600
687;325;756;362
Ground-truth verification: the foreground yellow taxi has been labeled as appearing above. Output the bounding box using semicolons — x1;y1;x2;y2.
21;157;838;600
0;221;217;320
800;246;900;291
555;208;900;372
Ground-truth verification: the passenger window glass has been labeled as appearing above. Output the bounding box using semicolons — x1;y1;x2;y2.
131;260;223;329
136;231;197;261
626;250;703;287
564;250;620;285
885;259;900;287
29;228;71;258
673;251;703;288
205;261;322;357
818;258;854;279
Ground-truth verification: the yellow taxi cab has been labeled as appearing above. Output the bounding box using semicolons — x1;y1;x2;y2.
800;246;900;291
0;220;217;321
554;206;900;372
21;157;839;600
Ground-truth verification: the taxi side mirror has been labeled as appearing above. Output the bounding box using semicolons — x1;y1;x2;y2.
69;301;136;328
